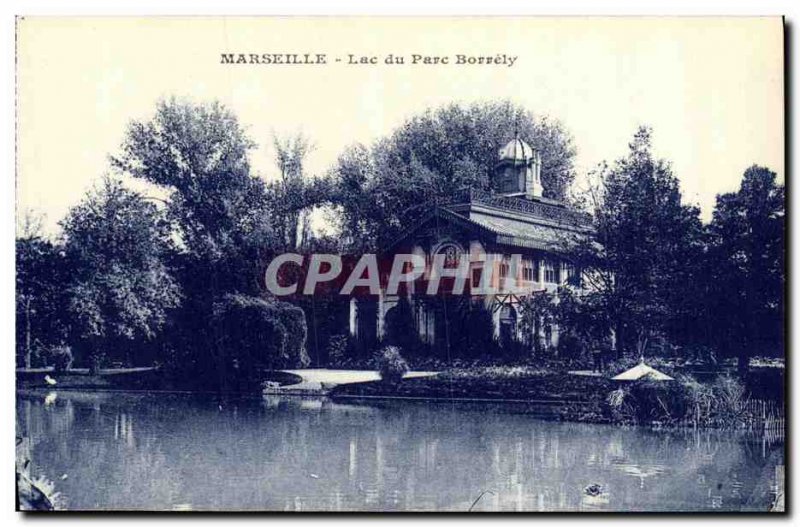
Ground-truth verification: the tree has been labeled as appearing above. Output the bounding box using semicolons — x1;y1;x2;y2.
269;133;314;249
109;98;329;382
16;211;68;368
567;127;705;358
61;177;180;371
707;165;785;373
111;97;278;297
330;101;577;250
264;132;335;252
111;98;289;374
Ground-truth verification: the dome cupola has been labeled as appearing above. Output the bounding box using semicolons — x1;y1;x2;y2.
498;138;535;165
496;137;543;199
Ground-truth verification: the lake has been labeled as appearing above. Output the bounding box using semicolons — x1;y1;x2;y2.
16;390;784;512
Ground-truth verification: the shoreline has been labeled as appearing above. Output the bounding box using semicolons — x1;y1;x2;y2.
16;366;785;432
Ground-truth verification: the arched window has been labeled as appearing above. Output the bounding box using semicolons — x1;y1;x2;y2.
434;242;463;269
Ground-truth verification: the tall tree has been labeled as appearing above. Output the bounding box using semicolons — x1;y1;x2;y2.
110;98;312;382
266;132;333;251
16;211;68;368
61;178;180;371
111;97;276;298
330;101;577;250
568;127;704;357
271;133;312;249
707;165;785;373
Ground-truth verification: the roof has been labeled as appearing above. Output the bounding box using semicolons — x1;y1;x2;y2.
382;189;592;254
468;211;572;250
384;205;586;254
444;189;590;228
612;362;674;381
498;138;535;163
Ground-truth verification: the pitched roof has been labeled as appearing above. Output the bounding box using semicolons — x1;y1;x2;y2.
467;212;576;251
612;362;674;381
384;206;585;253
382;189;592;254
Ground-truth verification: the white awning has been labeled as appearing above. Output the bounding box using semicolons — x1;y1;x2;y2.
612;362;674;381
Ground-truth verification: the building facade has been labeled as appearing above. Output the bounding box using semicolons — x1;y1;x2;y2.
349;138;592;354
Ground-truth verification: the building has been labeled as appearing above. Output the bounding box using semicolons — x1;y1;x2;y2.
348;137;592;354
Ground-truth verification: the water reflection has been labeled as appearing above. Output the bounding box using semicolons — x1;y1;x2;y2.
16;390;783;512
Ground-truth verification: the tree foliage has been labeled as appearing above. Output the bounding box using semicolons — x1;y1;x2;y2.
212;294;309;387
265;133;334;251
61;177;181;369
111;97;278;297
567;127;705;357
109;98;320;381
330;101;577;250
16;217;68;368
706;165;785;371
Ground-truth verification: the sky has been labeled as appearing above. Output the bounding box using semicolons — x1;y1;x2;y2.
16;16;784;234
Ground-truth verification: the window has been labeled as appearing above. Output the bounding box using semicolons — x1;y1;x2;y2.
563;263;579;286
471;267;483;289
441;244;460;268
499;259;509;279
544;260;559;284
522;260;535;282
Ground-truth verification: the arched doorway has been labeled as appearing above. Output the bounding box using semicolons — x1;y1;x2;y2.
499;305;517;349
350;299;378;356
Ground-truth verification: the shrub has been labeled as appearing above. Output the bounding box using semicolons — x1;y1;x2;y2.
375;346;409;384
712;375;749;425
275;302;311;368
605;380;691;425
326;334;351;367
679;374;715;425
556;332;583;361
606;386;637;424
50;345;73;372
213;294;310;382
603;374;769;428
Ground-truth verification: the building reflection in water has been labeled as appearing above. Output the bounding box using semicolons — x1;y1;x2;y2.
16;391;784;512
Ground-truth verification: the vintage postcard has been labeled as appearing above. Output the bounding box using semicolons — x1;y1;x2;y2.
15;16;785;512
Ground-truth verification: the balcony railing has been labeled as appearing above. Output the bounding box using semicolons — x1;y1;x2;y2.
438;188;591;226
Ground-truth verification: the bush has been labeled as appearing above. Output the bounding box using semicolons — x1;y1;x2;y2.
605;379;692;425
606;386;637;424
375;346;409;384
679;374;715;424
604;375;758;428
50;345;73;372
712;375;749;424
326;334;351;367
212;294;310;385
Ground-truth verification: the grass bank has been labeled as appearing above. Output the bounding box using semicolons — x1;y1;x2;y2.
16;367;163;390
332;367;615;423
15;367;303;394
331;366;785;430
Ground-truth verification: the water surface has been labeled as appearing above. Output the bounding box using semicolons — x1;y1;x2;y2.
16;390;783;512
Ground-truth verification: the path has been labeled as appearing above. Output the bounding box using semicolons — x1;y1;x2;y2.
568;370;606;377
275;368;439;394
